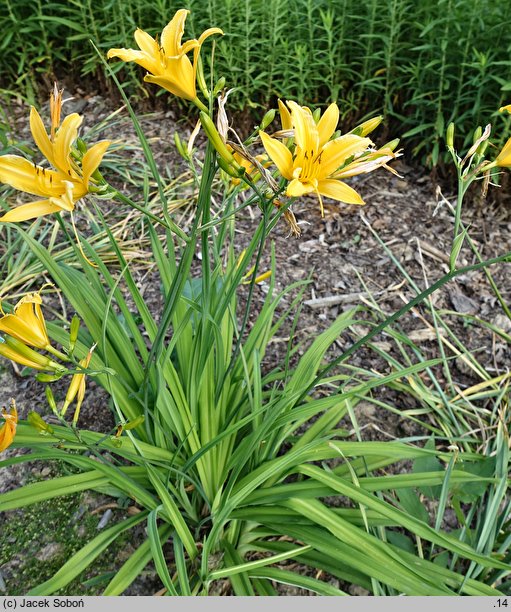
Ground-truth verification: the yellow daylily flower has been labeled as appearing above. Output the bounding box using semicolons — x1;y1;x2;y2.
0;292;50;350
0;401;18;452
107;10;222;106
260;101;374;215
493;136;511;168
0;87;110;223
499;104;511;114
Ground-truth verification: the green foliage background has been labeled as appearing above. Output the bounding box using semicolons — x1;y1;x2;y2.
1;0;511;163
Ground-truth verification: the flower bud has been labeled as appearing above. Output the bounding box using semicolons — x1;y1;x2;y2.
351;116;383;137
174;132;188;160
446;123;455;148
124;415;145;430
45;386;58;413
69;315;80;353
110;436;123;448
260;109;276;131
213;77;226;97
0;336;63;372
76;138;88;155
35;372;64;382
312;108;322;123
200;112;240;168
384;138;400;152
27;411;54;434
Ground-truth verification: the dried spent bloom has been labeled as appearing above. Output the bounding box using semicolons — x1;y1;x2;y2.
0;86;110;222
260;101;396;215
107;10;222;105
0;400;18;452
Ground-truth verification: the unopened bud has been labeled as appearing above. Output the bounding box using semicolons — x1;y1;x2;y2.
45;386;58;413
213;77;226;97
124;415;145;430
312;108;321;123
473;126;482;144
69;315;80;353
446;123;455;148
260;109;276;131
76;138;87;155
27;411;54;434
200;112;240;168
0;337;64;372
35;372;64;382
174;132;188;160
351;116;383;137
384;138;400;152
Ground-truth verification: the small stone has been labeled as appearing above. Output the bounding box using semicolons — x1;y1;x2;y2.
40;467;51;477
97;509;113;530
36;543;64;562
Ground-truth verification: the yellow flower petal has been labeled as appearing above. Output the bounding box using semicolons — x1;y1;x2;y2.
82;140;111;185
287;101;318;153
259;131;294;180
0;200;64;223
53;113;82;176
495;136;511;167
197;27;224;46
499;104;511;114
0;405;18;452
278;100;292;131
134;28;159;57
319;135;372;177
317;103;339;148
317;178;365;205
287;178;314;197
161;9;189;56
107;48;160;74
145;62;196;101
30;107;55;168
0;156;65;198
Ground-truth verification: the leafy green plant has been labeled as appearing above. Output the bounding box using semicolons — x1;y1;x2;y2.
0;9;510;597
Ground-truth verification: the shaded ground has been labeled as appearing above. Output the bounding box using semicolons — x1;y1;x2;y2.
1;92;510;595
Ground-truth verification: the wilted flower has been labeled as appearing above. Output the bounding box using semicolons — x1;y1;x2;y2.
0;400;18;452
107;10;222;106
0;86;110;222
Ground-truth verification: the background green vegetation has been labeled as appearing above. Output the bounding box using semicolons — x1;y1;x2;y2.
1;0;510;164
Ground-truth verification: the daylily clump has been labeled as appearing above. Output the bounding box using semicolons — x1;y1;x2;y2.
0;401;18;452
260;100;398;215
0;86;110;222
107;9;222;108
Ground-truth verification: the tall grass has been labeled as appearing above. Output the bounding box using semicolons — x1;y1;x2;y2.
0;0;509;162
